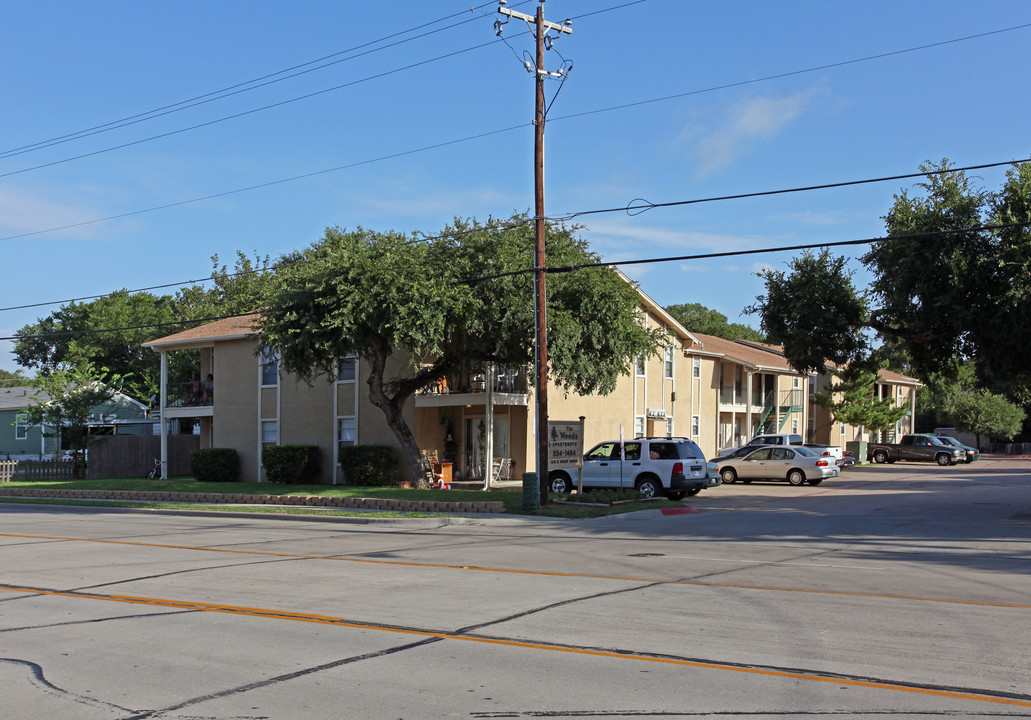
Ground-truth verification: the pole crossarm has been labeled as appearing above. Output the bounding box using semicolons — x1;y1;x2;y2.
498;6;572;36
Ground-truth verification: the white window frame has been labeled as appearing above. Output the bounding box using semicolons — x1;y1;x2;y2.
15;412;29;441
691;414;700;437
692;357;700;379
791;418;799;434
635;354;646;377
338;417;357;448
792;376;800;389
634;415;645;438
260;349;279;387
337;355;357;383
663;344;674;379
260;419;278;447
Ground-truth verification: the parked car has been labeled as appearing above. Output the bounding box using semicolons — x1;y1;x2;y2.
717;433;804;458
804;443;851;467
867;434;964;466
934;435;980;463
715;445;841;486
548;437;719;500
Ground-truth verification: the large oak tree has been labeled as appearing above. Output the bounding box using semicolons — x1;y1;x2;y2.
259;217;663;486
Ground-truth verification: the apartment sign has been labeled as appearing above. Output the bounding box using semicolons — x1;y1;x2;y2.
548;420;584;469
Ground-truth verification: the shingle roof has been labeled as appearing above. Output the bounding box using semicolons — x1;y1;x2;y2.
143;313;261;349
687;333;797;373
0;386;46;411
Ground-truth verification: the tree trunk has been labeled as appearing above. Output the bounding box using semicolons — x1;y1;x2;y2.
365;343;430;489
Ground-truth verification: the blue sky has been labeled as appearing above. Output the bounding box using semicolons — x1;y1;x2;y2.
2;1;1029;375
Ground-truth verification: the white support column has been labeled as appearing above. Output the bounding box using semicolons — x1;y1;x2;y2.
485;363;494;490
745;370;753;437
159;349;168;480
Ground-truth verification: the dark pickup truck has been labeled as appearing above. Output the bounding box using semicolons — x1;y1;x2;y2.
867;434;964;466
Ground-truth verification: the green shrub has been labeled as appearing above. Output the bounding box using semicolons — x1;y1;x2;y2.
262;445;321;484
339;445;397;486
190;448;240;483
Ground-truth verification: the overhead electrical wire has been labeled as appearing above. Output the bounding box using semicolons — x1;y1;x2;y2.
4;220;1029;343
0;39;508;180
4;155;1026;313
1;157;1027;313
3;20;1028;243
0;1;514;160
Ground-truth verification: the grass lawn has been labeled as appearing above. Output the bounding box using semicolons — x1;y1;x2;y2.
0;478;683;519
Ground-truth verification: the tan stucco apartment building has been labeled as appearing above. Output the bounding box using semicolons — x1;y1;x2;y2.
144;290;911;484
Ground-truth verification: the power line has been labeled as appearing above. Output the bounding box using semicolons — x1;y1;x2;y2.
1;157;1027;314
3;20;1026;242
0;39;506;180
0;2;509;160
4;221;1029;343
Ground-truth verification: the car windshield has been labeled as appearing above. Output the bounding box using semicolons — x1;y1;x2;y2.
937;436;960;446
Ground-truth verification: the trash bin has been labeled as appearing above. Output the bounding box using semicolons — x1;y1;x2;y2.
522;472;539;513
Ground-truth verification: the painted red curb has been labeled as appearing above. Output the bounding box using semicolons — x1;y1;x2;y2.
661;506;698;515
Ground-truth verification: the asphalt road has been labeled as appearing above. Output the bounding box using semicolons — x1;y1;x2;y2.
1;458;1029;719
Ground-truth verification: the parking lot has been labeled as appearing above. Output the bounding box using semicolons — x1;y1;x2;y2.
1;457;1029;719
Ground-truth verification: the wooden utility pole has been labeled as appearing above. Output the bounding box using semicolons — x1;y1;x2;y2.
497;1;571;506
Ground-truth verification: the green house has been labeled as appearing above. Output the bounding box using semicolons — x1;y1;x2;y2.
0;385;153;460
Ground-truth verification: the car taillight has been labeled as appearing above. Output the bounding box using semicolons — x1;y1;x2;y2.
672;462;683;475
816;460;829;467
822;450;832;456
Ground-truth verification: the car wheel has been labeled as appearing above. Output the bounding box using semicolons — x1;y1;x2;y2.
665;490;686;501
548;471;572;493
684;487;702;496
936;453;952;467
635;475;661;499
873;450;888;464
807;478;823;486
720;468;737;484
787;469;806;486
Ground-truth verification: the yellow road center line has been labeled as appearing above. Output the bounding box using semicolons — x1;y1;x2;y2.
1;582;1028;709
1;531;1028;611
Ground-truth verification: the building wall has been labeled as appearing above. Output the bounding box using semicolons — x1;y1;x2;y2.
212;339;262;482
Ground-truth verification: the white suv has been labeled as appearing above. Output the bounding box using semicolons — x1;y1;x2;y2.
548;437;719;500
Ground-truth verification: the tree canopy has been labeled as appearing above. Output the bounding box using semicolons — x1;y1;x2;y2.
663;302;764;342
748;160;1031;398
12;253;273;402
260;217;663;486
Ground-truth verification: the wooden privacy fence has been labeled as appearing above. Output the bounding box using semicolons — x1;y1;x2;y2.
0;459;17;482
88;435;199;478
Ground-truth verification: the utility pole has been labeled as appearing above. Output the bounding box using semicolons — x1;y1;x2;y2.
496;0;571;506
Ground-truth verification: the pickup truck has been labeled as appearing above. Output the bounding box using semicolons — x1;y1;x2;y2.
867;434;964;466
717;433;804;458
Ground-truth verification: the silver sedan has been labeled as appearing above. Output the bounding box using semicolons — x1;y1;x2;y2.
716;445;840;486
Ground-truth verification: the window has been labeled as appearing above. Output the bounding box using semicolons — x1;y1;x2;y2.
634;415;645;438
691;415;700;437
792;376;800;389
338;417;357;448
261;420;278;447
663;344;674;379
260;349;278;386
623;442;642;461
666;417;674;438
635;354;646;377
840;422;846;436
809;374;817;395
337;356;357;382
15;413;29;440
692;357;700;378
791;418;799;434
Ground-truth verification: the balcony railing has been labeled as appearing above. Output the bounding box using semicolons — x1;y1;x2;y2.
166;382;213;408
416;365;527;396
